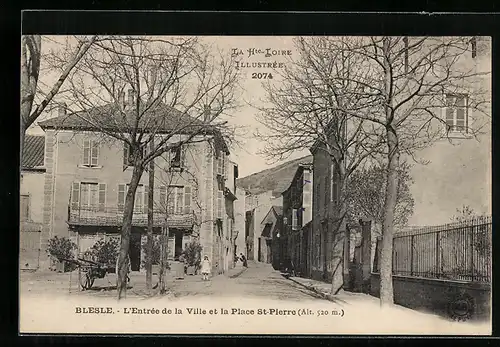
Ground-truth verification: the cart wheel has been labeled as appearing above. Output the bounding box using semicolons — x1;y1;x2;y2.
87;276;95;289
79;271;91;291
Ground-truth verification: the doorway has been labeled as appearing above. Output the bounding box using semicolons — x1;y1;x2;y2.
174;230;183;259
129;232;141;271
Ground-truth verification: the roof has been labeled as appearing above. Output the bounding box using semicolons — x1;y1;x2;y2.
271;205;283;216
260;205;284;225
237;155;313;196
39;102;229;154
22;135;45;170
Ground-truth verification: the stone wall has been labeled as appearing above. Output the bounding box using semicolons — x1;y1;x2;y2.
370;274;491;321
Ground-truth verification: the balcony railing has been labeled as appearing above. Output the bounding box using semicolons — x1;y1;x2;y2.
68;205;194;229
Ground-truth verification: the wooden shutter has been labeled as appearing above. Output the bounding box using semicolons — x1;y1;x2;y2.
176;187;184;214
184;186;192;214
20;195;30;221
143;185;149;213
117;184;126;212
292;208;298;231
159;186;167;209
123;142;129;169
167;186;175;215
91;140;99;166
180;144;186;168
83;140;90;166
98;183;106;212
217;190;223;219
71;182;80;210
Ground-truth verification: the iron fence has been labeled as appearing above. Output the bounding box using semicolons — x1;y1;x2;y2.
373;216;491;282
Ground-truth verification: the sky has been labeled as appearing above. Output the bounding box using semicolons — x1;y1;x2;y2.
26;35;310;178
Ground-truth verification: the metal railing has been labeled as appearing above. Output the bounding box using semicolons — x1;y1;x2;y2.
68;205;194;228
373;216;491;283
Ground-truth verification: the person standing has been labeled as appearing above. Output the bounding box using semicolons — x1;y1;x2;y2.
239;253;248;268
200;255;211;281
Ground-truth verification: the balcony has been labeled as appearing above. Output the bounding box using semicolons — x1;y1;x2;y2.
68;206;194;229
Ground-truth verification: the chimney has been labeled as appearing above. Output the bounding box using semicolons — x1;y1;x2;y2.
58;103;67;117
203;105;211;123
127;88;135;106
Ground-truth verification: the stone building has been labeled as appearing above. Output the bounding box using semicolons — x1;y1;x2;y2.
281;162;313;276
37;101;232;273
20;135;46;270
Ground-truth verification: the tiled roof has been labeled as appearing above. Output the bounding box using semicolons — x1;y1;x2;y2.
22;135;45;169
272;205;283;216
38;102;229;153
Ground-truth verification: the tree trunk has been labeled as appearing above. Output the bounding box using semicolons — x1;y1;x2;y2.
330;163;347;295
146;141;155;293
159;223;169;294
117;163;144;300
379;125;399;306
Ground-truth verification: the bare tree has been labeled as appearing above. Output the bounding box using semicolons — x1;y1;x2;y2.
20;35;96;156
298;36;490;306
256;37;385;294
346;161;415;234
50;36;240;299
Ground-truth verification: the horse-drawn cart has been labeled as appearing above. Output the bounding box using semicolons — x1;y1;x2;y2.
63;258;114;290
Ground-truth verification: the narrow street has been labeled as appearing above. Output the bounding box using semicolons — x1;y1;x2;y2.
20;262;490;335
169;261;325;302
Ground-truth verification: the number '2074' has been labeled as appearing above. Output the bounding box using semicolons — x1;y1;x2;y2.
252;72;273;79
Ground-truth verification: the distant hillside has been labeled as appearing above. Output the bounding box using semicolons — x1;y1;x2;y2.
237;155;313;196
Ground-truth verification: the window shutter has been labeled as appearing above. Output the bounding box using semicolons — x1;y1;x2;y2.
184;186;192;214
71;182;80;210
217;190;223;219
123;142;129;169
118;184;126;212
465;96;469;133
98;183;106;212
20;195;30;221
144;185;149;213
176;187;184;214
167;189;175;215
180;144;186;168
91;141;99;166
159;186;167;209
292;208;298;231
83;140;90;166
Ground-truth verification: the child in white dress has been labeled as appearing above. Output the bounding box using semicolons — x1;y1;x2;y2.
200;255;211;281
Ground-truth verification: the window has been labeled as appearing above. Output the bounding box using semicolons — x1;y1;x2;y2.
123;142;147;168
170;145;185;169
217;190;224;219
77;182;99;211
83;140;99;167
117;184;147;213
445;94;468;133
163;186;191;215
20;194;30;221
292;208;298;231
217;152;225;176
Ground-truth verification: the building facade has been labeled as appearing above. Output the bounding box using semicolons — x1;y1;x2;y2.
407;37;491;226
242;190;283;262
37;105;233;274
281;163;313;276
20;135;46;270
